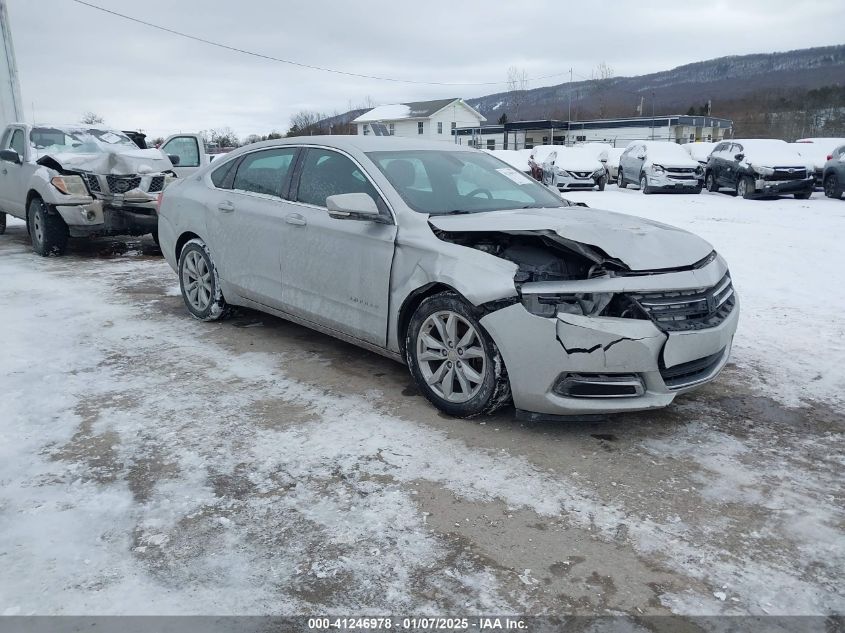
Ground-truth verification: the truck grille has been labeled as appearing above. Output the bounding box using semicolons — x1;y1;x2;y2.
85;174;101;192
627;273;735;332
148;176;165;192
770;167;807;181
660;347;727;390
106;175;142;194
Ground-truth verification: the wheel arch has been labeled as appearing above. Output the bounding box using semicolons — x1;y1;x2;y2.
174;231;203;263
397;282;461;361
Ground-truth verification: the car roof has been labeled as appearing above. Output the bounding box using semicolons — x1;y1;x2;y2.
232;135;477;154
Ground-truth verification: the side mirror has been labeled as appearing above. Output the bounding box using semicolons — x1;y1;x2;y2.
326;193;380;220
734;153;744;161
636;153;646;160
168;154;181;166
0;148;21;164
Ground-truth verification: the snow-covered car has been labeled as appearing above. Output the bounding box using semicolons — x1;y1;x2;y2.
821;143;845;200
527;145;558;181
684;141;717;167
158;136;738;419
792;138;845;187
0;123;177;255
604;147;626;181
541;147;608;191
484;148;532;175
617;141;703;194
705;139;814;199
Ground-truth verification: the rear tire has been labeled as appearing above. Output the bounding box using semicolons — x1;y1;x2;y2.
28;197;68;256
406;292;511;418
0;211;6;235
737;176;755;199
617;169;626;188
824;173;842;199
178;239;230;321
640;174;651;194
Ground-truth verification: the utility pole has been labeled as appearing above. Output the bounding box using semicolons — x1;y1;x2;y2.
0;0;24;128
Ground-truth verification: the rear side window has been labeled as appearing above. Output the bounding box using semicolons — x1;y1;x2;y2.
210;159;236;188
232;148;297;197
296;148;379;207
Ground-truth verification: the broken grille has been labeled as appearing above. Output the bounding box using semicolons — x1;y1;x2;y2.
627;273;735;332
660;347;727;390
85;174;101;192
106;175;142;194
148;176;165;192
770;168;807;181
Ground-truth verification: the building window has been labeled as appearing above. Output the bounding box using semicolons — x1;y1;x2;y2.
486;139;495;150
389;123;395;136
363;124;369;136
437;122;443;134
418;122;424;135
451;122;456;130
706;133;712;142
576;135;586;142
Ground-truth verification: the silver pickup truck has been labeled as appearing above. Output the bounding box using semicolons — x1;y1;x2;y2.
0;123;180;255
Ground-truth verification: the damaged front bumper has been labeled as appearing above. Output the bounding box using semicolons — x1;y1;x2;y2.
479;256;739;417
555;170;603;191
644;171;702;191
55;197;158;237
751;176;814;197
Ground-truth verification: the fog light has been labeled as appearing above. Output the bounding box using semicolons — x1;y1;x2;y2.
554;373;645;398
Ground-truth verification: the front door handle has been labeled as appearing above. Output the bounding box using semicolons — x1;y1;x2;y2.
285;213;307;226
217;200;234;213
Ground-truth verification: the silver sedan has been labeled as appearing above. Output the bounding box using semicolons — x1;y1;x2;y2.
157;136;738;419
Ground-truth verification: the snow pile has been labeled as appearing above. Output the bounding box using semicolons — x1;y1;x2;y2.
731;139;807;167
544;147;604;171
684;142;716;164
353;104;412;123
641;141;699;167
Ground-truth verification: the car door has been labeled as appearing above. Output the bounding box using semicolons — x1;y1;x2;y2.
204;147;299;309
0;126;30;217
708;142;728;184
719;143;743;186
620;144;640;183
281;147;397;347
160;134;208;177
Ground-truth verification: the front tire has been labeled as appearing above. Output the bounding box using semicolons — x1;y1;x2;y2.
406;292;511;418
705;172;718;193
617;169;626;188
596;175;607;191
824;174;842;199
737;176;755;199
28;197;68;256
178;239;230;321
640;174;651;194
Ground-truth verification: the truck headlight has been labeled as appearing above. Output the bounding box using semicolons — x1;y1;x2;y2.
521;293;613;318
752;164;775;177
651;164;665;174
50;175;89;196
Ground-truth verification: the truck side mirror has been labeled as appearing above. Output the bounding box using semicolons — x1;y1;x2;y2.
0;149;21;164
168;154;181;166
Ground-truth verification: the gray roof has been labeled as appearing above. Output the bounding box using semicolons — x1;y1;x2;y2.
403;98;463;118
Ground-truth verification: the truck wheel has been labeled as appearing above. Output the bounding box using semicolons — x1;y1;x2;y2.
28;198;68;256
596;175;607;191
178;238;230;321
824;174;842;199
0;212;6;235
406;292;511;418
640;174;651;194
617;170;626;188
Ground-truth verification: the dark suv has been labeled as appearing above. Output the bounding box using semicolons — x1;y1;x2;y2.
704;139;814;199
822;144;845;200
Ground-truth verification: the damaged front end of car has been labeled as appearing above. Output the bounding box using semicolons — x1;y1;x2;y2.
432;223;739;418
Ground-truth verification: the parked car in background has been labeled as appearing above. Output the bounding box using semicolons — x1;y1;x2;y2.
821;143;845;199
158;136;738;419
541;146;608;191
604;147;627;181
705;139;814;199
684;141;716;167
485;148;533;175
0;122;176;255
792;138;845;187
617;141;703;194
527;145;558;181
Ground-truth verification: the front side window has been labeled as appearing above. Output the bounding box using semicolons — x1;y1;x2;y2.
296;148;380;208
162;136;201;167
368;149;568;215
9;129;24;157
232;148;297;197
418;122;424;135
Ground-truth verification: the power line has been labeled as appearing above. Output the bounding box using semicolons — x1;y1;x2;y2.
69;0;571;87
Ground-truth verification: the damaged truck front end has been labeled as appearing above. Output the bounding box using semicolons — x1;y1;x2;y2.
432;221;739;419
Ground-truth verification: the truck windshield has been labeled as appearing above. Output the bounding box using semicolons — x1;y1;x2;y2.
367;149;569;215
30;127;139;155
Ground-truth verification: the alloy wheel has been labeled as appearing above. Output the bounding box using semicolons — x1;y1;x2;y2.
182;250;213;312
416;310;487;403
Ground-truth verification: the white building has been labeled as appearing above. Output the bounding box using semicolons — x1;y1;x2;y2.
454;115;733;150
353;98;485;141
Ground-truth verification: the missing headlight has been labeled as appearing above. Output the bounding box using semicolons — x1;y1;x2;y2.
521;292;613;317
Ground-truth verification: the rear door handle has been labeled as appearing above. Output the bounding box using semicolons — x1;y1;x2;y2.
285;213;307;226
217;200;234;213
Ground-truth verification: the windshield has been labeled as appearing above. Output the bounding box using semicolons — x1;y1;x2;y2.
367;150;568;215
30;127;138;155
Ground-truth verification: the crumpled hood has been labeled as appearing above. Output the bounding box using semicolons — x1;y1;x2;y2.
428;206;714;271
37;148;173;175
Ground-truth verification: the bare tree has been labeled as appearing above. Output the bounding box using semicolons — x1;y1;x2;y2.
506;66;530;121
591;62;615;119
80;112;105;125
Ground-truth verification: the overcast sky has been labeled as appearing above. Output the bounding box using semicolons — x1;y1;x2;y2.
6;0;844;139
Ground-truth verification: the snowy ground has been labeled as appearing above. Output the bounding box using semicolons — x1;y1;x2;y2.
0;188;843;623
